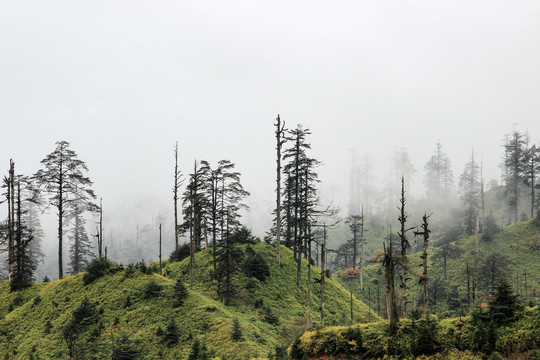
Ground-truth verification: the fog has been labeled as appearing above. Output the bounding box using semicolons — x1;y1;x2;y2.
2;2;540;274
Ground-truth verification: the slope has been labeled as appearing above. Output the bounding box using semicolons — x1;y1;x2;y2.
334;219;540;316
0;242;375;359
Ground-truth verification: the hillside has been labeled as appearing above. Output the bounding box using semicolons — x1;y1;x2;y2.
0;242;375;360
334;219;540;317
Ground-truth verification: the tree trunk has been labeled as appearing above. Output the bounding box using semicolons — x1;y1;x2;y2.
474;215;479;254
275;115;284;267
360;207;364;290
320;234;326;324
174;142;179;249
384;242;399;334
159;223;162;276
58;155;64;280
307;227;311;329
7;160;14;286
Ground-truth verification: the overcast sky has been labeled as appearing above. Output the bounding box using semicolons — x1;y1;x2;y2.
2;1;540;240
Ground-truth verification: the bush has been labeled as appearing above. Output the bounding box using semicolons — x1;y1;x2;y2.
162;317;179;346
112;333;141;360
135;260;147;274
142;279;162;299
83;257;113;285
243;252;270;282
169;243;191;263
44;320;52;334
261;305;280;326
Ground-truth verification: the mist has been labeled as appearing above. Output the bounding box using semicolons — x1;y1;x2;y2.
2;1;540;278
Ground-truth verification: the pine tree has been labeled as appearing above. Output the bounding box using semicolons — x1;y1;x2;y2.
173;279;188;307
459;149;481;235
231;318;243;341
215;227;244;305
34;141;97;279
282;125;320;288
10;176;37;291
182;160;207;287
163;317;179;346
68;200;94;275
424;142;453;202
112;334;141;360
503;129;526;224
522;141;540;219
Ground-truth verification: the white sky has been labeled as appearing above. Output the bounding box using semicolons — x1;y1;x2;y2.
2;1;540;240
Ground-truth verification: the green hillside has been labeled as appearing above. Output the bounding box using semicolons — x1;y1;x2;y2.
335;219;540;317
0;242;375;360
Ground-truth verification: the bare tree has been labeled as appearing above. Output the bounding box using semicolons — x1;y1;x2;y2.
274;114;285;266
414;213;431;314
173;142;183;249
397;176;414;318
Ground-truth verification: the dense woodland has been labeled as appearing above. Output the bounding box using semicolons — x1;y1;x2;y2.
1;120;539;359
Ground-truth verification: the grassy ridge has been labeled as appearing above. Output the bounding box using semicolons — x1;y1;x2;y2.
1;242;375;359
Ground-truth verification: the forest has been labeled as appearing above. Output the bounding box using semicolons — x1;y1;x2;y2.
0;119;539;359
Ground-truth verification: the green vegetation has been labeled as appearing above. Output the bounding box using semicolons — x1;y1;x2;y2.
0;242;373;359
290;306;540;359
336;219;540;317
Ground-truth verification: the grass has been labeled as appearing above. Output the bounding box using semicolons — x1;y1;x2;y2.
0;241;376;359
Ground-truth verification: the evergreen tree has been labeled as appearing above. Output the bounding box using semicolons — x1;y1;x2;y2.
68;200;93;275
459;149;481;235
215;227;244;305
231;318;243;341
503;129;526;224
22;187;45;272
163;317;179;346
173;279;188;307
385;148;416;222
34;141;97;279
522;141;540;219
10;176;37;291
282;124;320;288
182;160;207;287
424;142;453;202
488;278;521;325
112;334;141;360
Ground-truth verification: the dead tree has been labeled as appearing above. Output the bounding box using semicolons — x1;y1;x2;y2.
414;213;431;314
173;142;183;250
397;176;414;318
3;160;16;286
383;239;399;334
275;115;286;266
159;223;162;276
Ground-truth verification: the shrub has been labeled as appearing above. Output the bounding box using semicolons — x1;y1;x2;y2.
243;252;270;282
124;296;132;308
44;320;52;334
83;257;113;285
261;305;280;326
135;260;147;274
112;333;141;360
173;280;188;307
142;279;162;299
169;243;190;263
162;317;179;346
